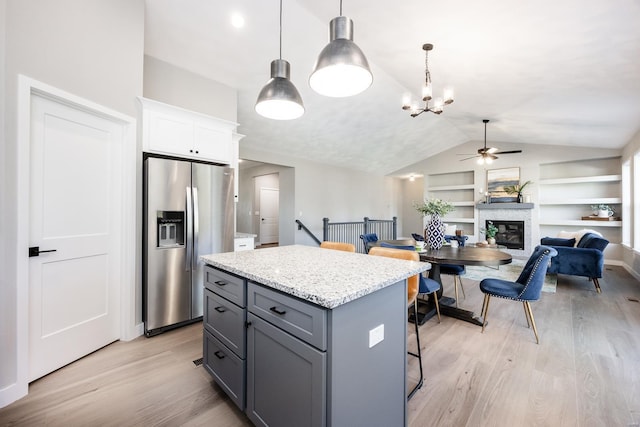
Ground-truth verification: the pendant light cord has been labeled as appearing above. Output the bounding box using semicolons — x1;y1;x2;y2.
279;0;283;59
340;0;343;16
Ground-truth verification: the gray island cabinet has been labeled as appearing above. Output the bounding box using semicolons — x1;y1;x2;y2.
201;245;429;427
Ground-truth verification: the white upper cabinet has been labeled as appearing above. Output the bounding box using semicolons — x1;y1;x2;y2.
138;97;238;164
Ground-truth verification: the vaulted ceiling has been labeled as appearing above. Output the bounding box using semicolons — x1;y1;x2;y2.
144;0;640;175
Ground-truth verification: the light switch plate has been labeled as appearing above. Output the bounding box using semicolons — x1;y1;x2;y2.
369;324;384;348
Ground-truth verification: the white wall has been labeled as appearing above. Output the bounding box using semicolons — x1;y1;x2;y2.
621;128;640;278
241;147;403;247
143;56;237;123
400;177;425;238
1;0;144;407
393;140;623;257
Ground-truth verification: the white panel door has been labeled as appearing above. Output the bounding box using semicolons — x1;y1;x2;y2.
29;94;121;381
259;187;279;245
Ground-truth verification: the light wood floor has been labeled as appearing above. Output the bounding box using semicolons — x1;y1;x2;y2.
1;266;639;426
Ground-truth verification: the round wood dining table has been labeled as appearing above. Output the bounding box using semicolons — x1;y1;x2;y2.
372;240;513;326
418;246;512;326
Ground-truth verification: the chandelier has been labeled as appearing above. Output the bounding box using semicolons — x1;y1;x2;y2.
401;43;454;117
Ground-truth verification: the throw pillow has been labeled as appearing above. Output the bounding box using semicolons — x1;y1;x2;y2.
542;237;576;247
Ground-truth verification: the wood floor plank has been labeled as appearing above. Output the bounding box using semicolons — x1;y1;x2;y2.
1;266;639;426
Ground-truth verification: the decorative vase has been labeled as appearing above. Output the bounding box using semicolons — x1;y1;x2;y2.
425;214;446;250
487;237;496;245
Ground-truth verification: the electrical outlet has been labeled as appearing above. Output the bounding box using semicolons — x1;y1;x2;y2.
369;324;384;348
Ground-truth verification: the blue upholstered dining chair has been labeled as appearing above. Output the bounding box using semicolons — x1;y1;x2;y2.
412;232;466;307
379;242;441;323
479;245;558;344
359;233;378;254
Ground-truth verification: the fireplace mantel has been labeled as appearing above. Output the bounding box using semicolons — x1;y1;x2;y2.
477;203;534;210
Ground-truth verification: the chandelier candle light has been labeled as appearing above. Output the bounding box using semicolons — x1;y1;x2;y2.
402;43;454;117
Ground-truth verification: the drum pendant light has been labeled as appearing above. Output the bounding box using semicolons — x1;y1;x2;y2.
255;0;304;120
309;0;373;97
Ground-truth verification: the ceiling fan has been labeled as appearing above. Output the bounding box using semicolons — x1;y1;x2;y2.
459;119;522;164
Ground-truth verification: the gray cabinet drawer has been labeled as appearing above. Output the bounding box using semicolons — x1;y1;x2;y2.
203;329;245;411
247;282;327;350
204;266;245;307
204;289;245;358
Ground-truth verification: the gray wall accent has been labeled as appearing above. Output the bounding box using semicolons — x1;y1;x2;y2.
241;147;403;247
1;0;144;401
143;55;237;123
401;176;425;238
238;163;294;246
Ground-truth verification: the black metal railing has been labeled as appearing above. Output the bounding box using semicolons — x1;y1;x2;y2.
295;219;322;245
323;217;397;253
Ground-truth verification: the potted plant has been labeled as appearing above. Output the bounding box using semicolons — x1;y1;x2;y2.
481;221;499;245
503;180;532;203
414;198;455;217
414;198;455;250
590;204;614;218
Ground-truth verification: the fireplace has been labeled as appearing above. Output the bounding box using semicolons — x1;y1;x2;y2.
487;220;524;250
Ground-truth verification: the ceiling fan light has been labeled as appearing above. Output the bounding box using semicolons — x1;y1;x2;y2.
309;16;373;97
256;59;305;120
477;157;484;165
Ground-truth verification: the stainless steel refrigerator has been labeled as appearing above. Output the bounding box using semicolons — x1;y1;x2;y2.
143;155;234;336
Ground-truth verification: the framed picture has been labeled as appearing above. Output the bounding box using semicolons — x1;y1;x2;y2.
487;167;520;202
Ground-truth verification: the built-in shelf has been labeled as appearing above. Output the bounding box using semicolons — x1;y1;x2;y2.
539;174;621;185
441;217;475;224
426;170;476;233
539;197;622;205
539;219;622;227
539;158;623;239
427;184;475;191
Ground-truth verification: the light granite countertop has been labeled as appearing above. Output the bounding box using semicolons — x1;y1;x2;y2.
201;244;430;309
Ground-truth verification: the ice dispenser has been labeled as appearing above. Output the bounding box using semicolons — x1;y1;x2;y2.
157;211;185;248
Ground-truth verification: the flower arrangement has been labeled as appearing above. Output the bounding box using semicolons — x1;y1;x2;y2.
481;221;498;239
414;198;455;217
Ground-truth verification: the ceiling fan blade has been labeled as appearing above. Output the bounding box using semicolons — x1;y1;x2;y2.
456;153;478;156
494;150;522;155
486;147;499;154
460;155;479;161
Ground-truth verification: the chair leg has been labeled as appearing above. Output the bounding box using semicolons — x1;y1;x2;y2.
407;301;424;400
592;277;602;293
458;275;466;299
524;301;540;344
481;294;491;333
432;291;441;323
523;302;531;328
453;276;459;308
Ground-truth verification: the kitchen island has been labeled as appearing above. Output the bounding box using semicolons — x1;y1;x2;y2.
201;245;429;427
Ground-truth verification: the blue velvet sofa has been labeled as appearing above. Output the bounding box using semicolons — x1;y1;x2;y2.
540;232;609;293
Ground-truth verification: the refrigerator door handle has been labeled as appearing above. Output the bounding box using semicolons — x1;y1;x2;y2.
185;186;193;272
192;186;199;270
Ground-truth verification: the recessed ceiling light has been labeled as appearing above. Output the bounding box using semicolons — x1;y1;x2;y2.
231;12;245;29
